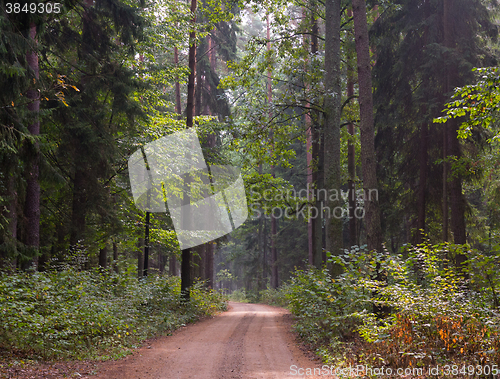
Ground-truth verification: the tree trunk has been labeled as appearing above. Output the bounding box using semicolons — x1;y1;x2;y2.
169;44;182;277
449;123;467;243
442;0;450;244
137;237;144;279
443;0;467;273
324;0;343;276
353;0;386;317
113;241;118;273
70;166;87;250
267;15;272;107
143;211;150;276
2;174;18;269
158;250;165;274
169;254;177;276
307;110;313;265
271;217;278;289
174;46;182;117
68;0;95;264
258;201;263;290
186;0;197;130
194;244;204;279
304;6;321;266
416;1;430;246
204;35;217;287
416;120;428;244
442;124;449;243
352;0;383;254
99;243;108;269
181;0;197;300
205;242;214;288
267;16;279;289
347;9;357;248
263;216;268;286
258;164;267;287
23;23;40;270
311;13;323;268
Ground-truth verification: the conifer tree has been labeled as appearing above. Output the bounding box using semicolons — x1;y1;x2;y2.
41;0;145;263
0;13;28;267
372;0;496;256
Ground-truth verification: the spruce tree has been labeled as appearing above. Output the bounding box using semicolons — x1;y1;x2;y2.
371;0;496;256
40;0;146;263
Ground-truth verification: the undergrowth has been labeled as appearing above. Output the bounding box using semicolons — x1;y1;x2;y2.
281;243;500;377
0;268;227;361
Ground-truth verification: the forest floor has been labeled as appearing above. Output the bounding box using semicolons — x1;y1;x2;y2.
0;302;326;379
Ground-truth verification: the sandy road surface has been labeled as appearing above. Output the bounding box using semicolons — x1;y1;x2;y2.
95;302;327;379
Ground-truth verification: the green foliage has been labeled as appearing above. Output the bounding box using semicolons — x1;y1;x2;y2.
434;67;500;141
358;244;500;368
228;288;249;302
259;287;286;307
276;244;500;371
0;269;226;360
282;248;374;361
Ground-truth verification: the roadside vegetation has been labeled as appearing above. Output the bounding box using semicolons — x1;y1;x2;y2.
0;267;226;361
259;243;500;377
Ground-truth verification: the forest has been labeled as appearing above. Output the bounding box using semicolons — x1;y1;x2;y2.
1;0;500;376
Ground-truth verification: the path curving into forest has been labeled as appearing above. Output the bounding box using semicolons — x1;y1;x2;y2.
95;302;325;379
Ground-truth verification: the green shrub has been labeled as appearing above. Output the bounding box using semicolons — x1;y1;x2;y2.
279;243;500;372
361;243;500;368
283;246;374;361
0;268;227;360
228;288;249;302
259;287;287;306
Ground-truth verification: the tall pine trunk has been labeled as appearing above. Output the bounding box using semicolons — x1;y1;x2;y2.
260;164;267;286
137;237;144;278
113;241;118;273
303;7;313;265
23;22;40;270
169;44;182;277
324;0;342;276
266;15;279;289
143;211;150;276
443;0;467;274
311;12;323;267
416;1;430;246
352;0;383;254
203;35;217;288
304;6;322;266
175;46;181;116
347;8;357;248
70;0;94;260
99;243;108;269
181;0;197;300
417;119;428;244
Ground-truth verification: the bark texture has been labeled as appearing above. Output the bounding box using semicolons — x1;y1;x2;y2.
352;0;383;254
324;0;343;275
181;0;198;300
24;23;40;270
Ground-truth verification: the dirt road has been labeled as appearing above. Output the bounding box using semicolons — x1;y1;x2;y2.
95;302;326;379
